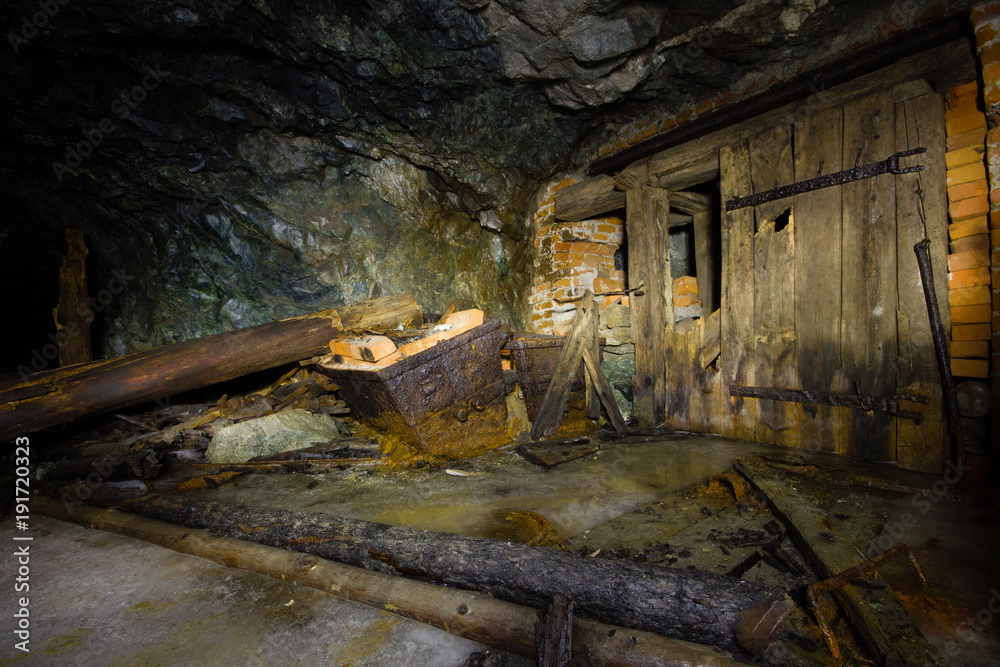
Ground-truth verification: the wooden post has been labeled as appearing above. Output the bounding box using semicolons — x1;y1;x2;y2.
625;186;670;426
52;228;92;367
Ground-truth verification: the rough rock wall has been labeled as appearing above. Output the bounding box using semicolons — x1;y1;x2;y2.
0;0;969;369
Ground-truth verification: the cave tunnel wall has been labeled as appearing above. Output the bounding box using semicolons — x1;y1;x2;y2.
0;0;972;372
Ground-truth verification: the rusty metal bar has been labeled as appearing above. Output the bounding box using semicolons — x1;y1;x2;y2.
728;385;928;423
806;543;927;661
725;148;926;211
913;239;965;465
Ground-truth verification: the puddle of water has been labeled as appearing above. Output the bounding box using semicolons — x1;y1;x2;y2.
188;435;785;539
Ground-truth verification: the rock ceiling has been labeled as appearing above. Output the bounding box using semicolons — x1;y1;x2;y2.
0;0;967;361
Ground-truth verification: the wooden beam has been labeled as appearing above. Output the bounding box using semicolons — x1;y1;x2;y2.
692;210;716;313
116;493;782;653
35;497;744;667
719;140;756;440
52;228;92;367
626;187;669;426
529;291;599;438
589;30;972;175
671;191;712;214
0;294;422;441
554;175;625;221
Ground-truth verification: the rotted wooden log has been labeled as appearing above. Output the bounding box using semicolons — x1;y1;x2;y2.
118;494;783;652
34;497;742;667
0;294;421;442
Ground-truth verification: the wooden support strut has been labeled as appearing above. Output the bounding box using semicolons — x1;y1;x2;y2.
529;291;629;439
33;497;742;667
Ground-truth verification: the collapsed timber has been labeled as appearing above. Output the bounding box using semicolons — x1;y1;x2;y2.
109;493;784;654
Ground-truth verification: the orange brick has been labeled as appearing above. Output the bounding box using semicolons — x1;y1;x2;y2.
950;197;990;221
949;217;990;239
552;177;575;192
949;267;992;289
951;358;990;378
673;275;698;297
695;99;713;115
675;293;701;307
953;323;992;340
945;145;986;169
947;126;988;152
946;82;979;109
984;62;1000;89
951;340;990;358
948;162;988;187
993;229;1000;248
553;241;572;252
952;234;991;254
949;285;992;306
946;109;987;136
948;179;989;202
951;304;992;323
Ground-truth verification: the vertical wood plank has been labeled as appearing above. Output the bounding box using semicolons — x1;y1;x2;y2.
625;186;669;427
841;90;898;462
749;125;798;447
894;90;948;473
692;211;717;313
719;141;756;441
793;105;846;454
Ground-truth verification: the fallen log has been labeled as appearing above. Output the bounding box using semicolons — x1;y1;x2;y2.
118;493;782;652
34;497;741;667
0;294;421;442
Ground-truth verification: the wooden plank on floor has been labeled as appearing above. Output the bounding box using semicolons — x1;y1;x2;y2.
625;186;669;427
894;89;948;474
735;456;945;666
793;105;846;454
720;141;756;441
749;124;798;448
841;90;898;462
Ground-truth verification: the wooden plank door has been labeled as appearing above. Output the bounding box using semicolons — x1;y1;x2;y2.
840;90;899;462
793;105;847;454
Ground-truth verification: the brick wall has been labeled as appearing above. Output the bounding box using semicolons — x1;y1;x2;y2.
970;0;1000;449
529;177;627;334
945;81;992;383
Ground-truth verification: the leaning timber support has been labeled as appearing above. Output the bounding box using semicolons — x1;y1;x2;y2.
0;294;422;441
113;493;781;652
913;239;965;466
34;498;742;667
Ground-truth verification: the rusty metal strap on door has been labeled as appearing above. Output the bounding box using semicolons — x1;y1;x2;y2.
725;147;926;212
729;385;929;423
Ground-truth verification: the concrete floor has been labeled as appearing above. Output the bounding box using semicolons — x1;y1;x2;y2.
2;435;998;665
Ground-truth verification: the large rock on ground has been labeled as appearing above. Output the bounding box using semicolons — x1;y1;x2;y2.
206;409;342;463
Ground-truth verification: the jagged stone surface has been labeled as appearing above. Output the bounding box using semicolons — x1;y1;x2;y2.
0;0;962;367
